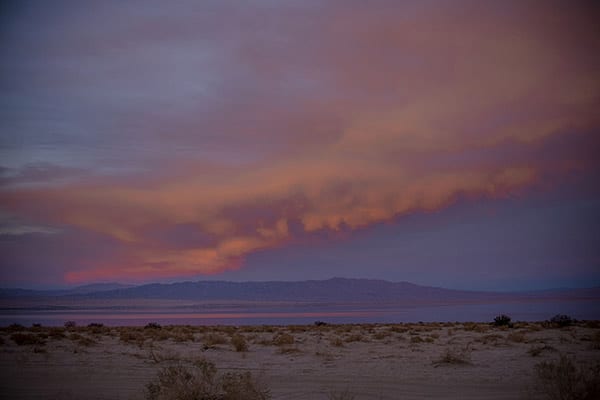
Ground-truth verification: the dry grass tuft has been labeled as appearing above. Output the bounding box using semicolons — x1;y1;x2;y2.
145;358;270;400
533;355;600;400
433;347;472;366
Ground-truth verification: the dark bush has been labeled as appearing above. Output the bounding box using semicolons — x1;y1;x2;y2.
549;314;575;328
493;314;512;327
314;321;328;327
64;321;77;329
145;322;162;329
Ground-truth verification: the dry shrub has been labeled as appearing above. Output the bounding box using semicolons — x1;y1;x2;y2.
203;333;228;347
533;355;600;400
433;348;472;366
230;334;248;352
272;333;294;346
10;333;46;346
330;337;344;347
145;359;270;400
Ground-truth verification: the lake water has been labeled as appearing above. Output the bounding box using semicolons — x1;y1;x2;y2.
1;299;598;326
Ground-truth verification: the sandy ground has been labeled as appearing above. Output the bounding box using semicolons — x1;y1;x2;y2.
0;322;599;399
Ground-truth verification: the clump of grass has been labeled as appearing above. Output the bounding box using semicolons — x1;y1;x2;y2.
533;355;600;400
10;333;46;346
330;337;344;347
145;358;270;400
231;334;248;352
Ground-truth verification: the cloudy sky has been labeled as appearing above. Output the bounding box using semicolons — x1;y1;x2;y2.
1;0;599;290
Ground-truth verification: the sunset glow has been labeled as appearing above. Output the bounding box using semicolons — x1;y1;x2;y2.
1;1;599;289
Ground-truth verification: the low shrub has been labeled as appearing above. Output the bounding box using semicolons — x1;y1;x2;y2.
533;355;600;400
64;321;77;329
230;334;248;352
145;358;270;400
145;322;162;330
10;333;46;346
549;314;575;328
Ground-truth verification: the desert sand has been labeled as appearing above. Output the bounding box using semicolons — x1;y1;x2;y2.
1;321;599;399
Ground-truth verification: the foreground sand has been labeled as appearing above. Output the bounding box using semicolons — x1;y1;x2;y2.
1;321;599;399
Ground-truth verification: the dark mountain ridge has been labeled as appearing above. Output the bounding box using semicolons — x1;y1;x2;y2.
2;278;598;304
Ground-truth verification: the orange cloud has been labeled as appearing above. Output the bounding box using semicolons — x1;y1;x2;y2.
1;1;599;283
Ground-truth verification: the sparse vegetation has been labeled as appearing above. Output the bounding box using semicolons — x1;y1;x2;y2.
10;333;46;346
533;355;600;400
548;315;575;328
145;358;270;400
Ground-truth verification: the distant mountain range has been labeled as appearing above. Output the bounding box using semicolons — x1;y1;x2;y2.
1;278;599;305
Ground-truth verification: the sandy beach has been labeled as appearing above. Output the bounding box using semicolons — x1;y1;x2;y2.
1;321;599;399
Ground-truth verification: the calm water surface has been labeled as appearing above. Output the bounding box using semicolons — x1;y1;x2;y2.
1;299;598;326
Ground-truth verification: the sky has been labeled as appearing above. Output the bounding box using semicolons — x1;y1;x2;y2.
0;0;599;290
